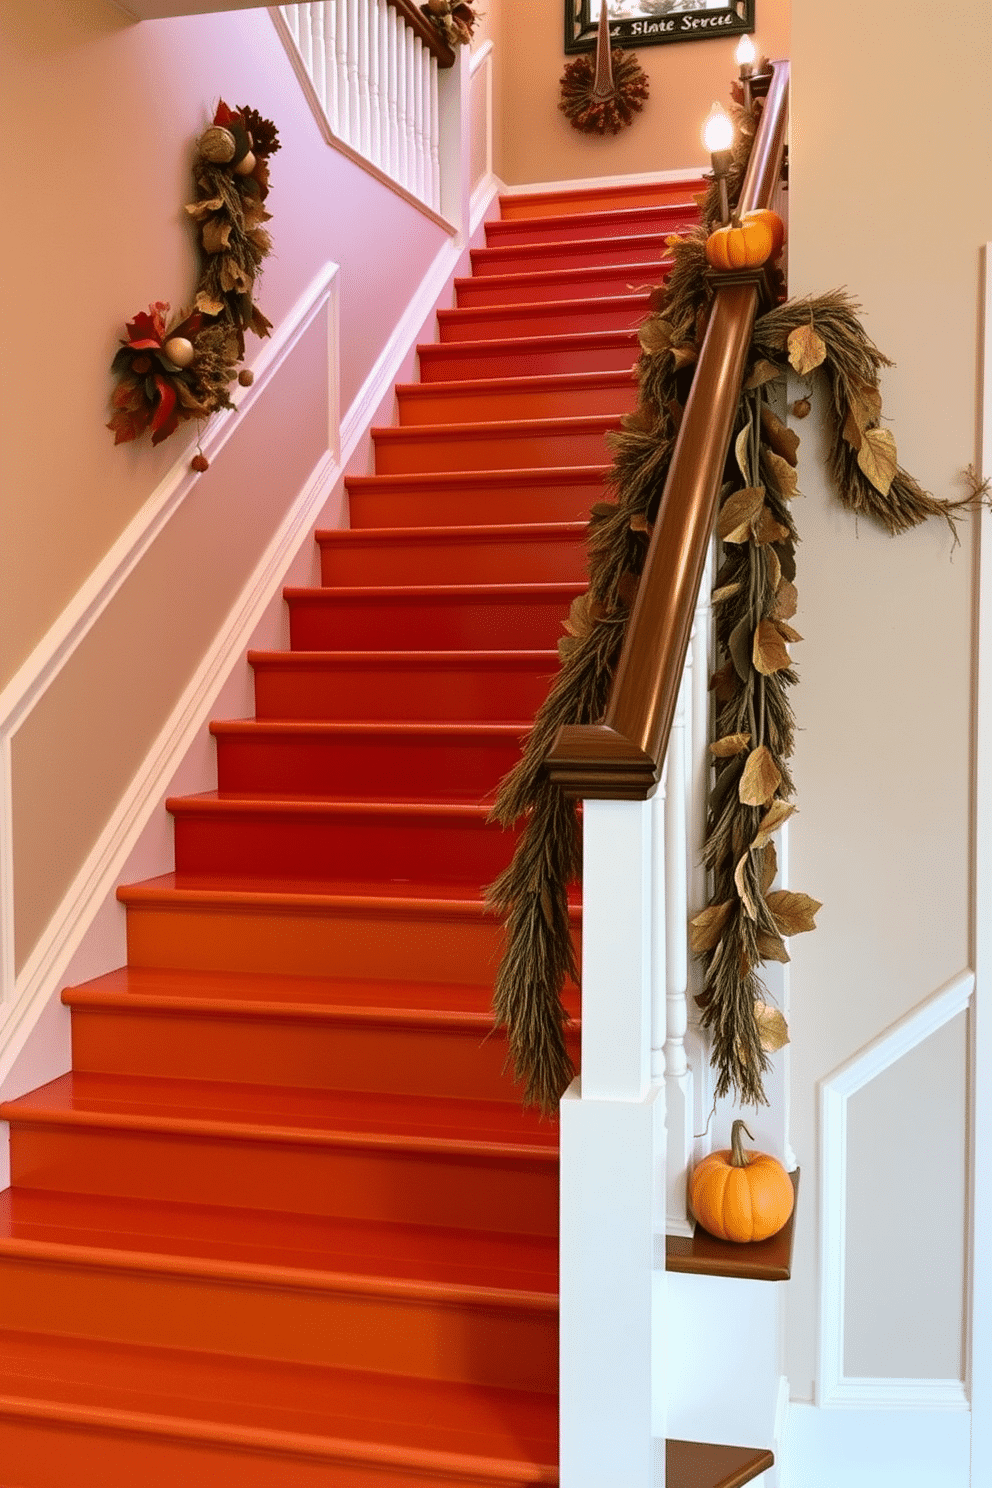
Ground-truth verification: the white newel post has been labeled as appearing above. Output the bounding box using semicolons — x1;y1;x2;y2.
437;42;469;238
560;798;667;1488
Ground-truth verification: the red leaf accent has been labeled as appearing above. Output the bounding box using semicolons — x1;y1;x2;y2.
214;100;238;127
126;302;169;347
149;374;178;438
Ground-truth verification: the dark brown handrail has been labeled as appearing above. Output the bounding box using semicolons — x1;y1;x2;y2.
387;0;457;67
546;60;790;799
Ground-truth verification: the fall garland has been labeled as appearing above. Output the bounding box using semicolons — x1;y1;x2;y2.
487;92;987;1114
559;49;650;135
108;101;279;455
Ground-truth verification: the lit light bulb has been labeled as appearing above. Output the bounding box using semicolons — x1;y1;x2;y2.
735;33;756;69
702;103;734;155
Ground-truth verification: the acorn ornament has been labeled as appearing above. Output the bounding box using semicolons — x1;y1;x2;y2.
233;149;257;176
198;125;237;163
163;336;196;368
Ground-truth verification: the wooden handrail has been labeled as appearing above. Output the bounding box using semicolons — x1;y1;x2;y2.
387;0;457;67
546;61;790;799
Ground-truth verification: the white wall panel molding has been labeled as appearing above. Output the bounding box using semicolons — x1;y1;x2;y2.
969;239;992;1487
817;970;975;1411
782;1401;971;1488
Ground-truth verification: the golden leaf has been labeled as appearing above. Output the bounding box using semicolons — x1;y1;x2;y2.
841;402;864;452
766;889;822;936
734;852;759;920
710;732;751;757
185;195;225;222
718;486;765;543
758;839;778;894
688;900;734;954
754;1001;790;1051
766;546;782;592
787;324;827;375
753;619;792;676
744;359;781;391
756;931;790;964
711;581;743;605
771;578;798;621
752;506;791;546
739;745;782;806
638;317;674;354
194;290;225;316
764;450;800;499
201;217;232;254
775;620;803;643
760;406;801;466
735;425;751;483
857;426;898;496
752;799;796;849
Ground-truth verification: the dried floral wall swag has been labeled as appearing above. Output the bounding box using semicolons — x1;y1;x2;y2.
559;0;649;134
421;0;478;48
488;87;987;1115
108;101;279;452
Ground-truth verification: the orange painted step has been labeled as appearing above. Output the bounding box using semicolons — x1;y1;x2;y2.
0;1333;559;1488
395;371;635;425
470;231;677;278
345;467;606;529
454;259;669;308
2;1073;560;1236
168;794;519;886
372;415;620;475
249;649;560;723
64;968;579;1101
285;582;582;651
437;294;652;344
0;1191;557;1391
119;874;581;985
418;329;638;382
212;718;529;799
483;200;698;246
317;522;588;586
497;177;707;219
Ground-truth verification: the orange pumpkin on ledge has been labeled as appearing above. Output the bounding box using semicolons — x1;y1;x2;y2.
689;1119;795;1242
705;209;785;271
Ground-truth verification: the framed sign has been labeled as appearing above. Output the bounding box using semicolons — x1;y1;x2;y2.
564;0;754;54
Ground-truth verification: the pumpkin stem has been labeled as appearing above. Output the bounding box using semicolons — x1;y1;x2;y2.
730;1119;753;1167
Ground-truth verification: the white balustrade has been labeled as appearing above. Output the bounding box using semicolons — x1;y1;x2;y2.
278;1;443;215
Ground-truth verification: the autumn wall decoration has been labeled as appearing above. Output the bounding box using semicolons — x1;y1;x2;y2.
488;84;988;1115
108;102;280;457
559;0;649;135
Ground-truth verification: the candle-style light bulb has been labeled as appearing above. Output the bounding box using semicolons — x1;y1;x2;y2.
702;104;734;226
702;103;734;155
735;33;756;69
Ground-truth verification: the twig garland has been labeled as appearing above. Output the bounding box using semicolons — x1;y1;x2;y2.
487;89;988;1116
559;49;650;135
108;101;279;453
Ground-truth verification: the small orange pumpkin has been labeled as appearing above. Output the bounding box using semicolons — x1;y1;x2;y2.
689;1120;794;1242
704;210;785;271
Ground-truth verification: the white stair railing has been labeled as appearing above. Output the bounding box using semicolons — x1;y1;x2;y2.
276;0;445;216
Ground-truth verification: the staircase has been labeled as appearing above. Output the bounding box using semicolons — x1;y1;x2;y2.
0;179;772;1487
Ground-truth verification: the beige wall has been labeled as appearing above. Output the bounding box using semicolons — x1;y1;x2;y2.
495;0;789;186
787;0;992;1396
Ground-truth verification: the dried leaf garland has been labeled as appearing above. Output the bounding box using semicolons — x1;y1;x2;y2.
559;50;650;135
108;101;279;450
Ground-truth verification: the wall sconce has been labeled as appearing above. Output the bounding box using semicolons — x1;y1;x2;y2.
735;33;756;112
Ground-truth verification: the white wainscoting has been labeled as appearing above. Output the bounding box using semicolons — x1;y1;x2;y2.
816;969;975;1412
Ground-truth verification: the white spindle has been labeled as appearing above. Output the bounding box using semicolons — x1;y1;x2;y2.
368;0;383;167
281;4;300;47
414;39;427;203
310;3;327;112
428;61;441;210
322;0;339;138
297;3;314;78
346;0;361;145
357;0;371;158
387;7;400;181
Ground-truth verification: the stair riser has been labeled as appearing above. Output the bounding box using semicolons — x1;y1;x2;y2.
395;381;633;426
69;1006;577;1104
455;264;665;308
470;234;675;277
437;300;649;344
250;657;559;723
373;423;617;475
484;206;695;246
0;1256;557;1391
123;899;578;985
170;811;518;886
8;1125;559;1236
214;730;525;800
0;1414;546;1488
286;593;577;652
418;335;637;382
318;532;587;587
346;478;598;529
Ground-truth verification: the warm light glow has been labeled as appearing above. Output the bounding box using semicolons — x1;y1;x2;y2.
702;103;733;154
735;33;756;68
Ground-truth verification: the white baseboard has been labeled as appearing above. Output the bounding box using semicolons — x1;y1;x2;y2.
781;1400;971;1488
500;165;705;196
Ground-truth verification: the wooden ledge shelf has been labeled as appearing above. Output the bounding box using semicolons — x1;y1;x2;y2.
665;1171;799;1282
668;1439;774;1488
